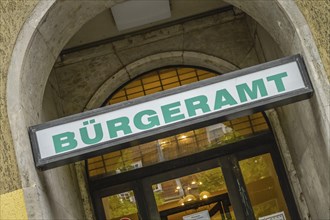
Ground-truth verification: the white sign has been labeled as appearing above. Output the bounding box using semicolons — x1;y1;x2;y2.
183;210;211;220
259;211;286;220
29;55;312;169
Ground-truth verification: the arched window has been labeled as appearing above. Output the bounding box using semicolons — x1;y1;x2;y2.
87;67;269;177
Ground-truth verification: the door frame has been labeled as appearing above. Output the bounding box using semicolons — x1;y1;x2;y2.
90;132;299;219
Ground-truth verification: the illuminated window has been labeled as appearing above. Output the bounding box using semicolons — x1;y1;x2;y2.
88;67;269;177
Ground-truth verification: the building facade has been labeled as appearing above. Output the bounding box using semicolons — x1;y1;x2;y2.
0;0;329;219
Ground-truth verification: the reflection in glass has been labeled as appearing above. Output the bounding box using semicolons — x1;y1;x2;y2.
239;153;291;220
88;113;269;177
102;191;139;220
152;167;235;220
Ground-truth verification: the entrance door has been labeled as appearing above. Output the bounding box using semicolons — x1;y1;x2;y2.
143;150;293;220
92;133;299;220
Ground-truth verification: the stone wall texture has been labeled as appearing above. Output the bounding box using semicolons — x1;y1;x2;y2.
0;0;38;194
295;0;330;79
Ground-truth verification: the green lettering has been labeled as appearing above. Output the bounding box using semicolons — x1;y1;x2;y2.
134;110;160;130
236;79;268;102
185;95;211;117
267;72;288;92
161;101;185;124
79;120;103;145
106;117;132;138
214;89;238;110
53;132;77;153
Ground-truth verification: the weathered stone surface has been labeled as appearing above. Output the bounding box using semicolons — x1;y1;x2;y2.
182;9;236;32
0;0;38;195
37;1;107;58
116;35;184;65
183;18;255;67
113;24;183;51
20;30;57;120
295;0;330;80
182;51;238;73
126;51;184;79
56;52;123;115
276;100;329;219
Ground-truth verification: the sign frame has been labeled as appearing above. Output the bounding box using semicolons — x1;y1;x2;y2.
29;54;313;170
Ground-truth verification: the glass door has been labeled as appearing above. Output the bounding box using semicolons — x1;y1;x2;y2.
143;148;297;220
92;135;299;220
239;153;290;219
153;167;235;220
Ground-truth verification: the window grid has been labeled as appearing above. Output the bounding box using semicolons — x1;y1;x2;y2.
88;67;269;177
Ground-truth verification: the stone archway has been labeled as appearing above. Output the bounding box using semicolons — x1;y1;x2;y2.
85;51;239;110
6;0;329;219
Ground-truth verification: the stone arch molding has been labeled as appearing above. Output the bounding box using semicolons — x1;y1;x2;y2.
85;51;239;110
6;0;329;219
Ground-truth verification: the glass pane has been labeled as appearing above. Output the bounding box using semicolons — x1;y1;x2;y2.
239;153;291;220
153;167;235;220
102;191;139;220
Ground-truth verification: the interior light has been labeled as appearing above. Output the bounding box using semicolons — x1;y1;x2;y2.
178;199;185;206
176;186;181;190
191;181;196;185
184;194;196;203
199;191;211;200
181;135;187;139
199;181;203;185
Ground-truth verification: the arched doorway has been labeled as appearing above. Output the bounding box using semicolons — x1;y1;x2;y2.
87;66;299;219
6;0;328;219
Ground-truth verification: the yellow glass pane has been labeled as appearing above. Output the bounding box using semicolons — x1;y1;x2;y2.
125;86;143;95
239;153;291;220
162;76;179;85
88;161;104;170
181;78;198;85
159;69;177;79
163;82;180;90
127;92;144;99
88;156;103;163
143;81;161;90
142;74;159;84
145;87;162;95
102;191;139;220
177;67;194;74
109;96;127;104
253;124;269;132
198;73;216;80
124;80;141;89
178;71;196;80
103;151;121;159
89;168;105;176
111;90;125;99
152;167;234;220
